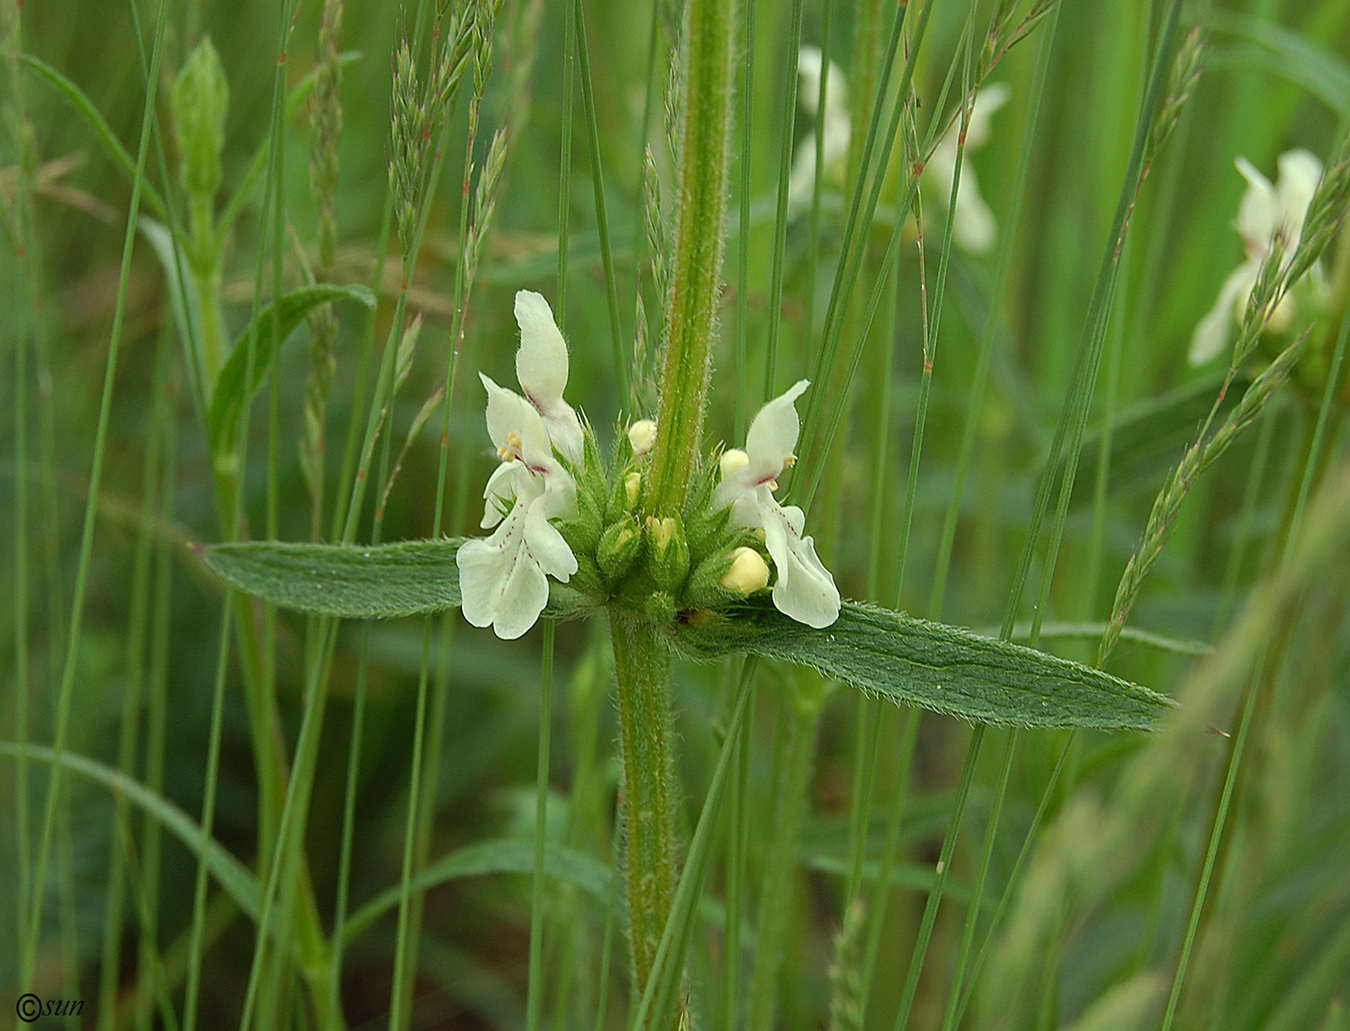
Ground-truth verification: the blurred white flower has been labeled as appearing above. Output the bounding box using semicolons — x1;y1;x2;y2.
1189;149;1325;366
714;380;840;628
923;83;1010;254
787;50;1009;255
788;47;852;204
457;291;581;639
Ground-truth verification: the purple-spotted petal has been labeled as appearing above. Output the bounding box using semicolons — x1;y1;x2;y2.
757;489;839;629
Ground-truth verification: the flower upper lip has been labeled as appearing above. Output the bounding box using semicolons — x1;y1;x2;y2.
513;290;584;464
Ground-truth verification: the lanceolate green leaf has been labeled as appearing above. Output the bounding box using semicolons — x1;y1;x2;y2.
1205;9;1350;117
207;284;376;457
205;538;465;618
202;538;592;620
207;543;1168;728
673;599;1174;730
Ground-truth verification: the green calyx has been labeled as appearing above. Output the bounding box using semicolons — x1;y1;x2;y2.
556;425;771;621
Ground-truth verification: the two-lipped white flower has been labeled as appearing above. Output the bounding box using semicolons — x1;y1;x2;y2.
1189;149;1325;366
788;48;1008;255
457;291;583;640
715;381;840;629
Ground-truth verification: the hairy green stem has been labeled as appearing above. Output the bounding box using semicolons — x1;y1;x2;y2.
609;614;679;1004
611;0;735;1007
648;0;736;515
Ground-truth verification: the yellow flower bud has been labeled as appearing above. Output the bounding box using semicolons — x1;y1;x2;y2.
624;471;641;508
720;547;770;594
646;515;690;592
720;448;750;480
627;419;657;457
597;518;643;580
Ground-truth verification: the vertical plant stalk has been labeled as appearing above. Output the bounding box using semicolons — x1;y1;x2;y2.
647;0;736;515
606;0;733;1008
189;202;227;385
610;613;679;1001
301;0;344;537
3;0;35;974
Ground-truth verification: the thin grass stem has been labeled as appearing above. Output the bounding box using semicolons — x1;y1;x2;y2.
20;0;171;991
182;604;238;1031
526;620;557;1031
573;0;627;405
762;0;804;397
889;724;985;1031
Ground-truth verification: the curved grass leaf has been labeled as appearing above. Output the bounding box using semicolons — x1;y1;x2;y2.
673;599;1175;730
21;53;169;219
0;743;260;921
342;837;613;945
1003;621;1212;657
804;853;983;907
207;284;376;457
1205;9;1350;117
202;537;592;620
21;50;365;222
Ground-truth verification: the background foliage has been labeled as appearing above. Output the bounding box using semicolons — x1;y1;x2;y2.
3;0;1349;1028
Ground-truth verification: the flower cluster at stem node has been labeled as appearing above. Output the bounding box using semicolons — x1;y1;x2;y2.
458;296;841;638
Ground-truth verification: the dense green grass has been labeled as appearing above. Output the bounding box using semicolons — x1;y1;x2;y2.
3;0;1350;1028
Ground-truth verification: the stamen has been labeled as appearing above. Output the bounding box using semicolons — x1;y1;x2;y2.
497;430;524;461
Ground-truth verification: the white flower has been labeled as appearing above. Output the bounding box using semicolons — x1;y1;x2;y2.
714;380;840;628
788;47;852;204
1189;149;1325;366
457;291;582;639
923;83;1009;255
